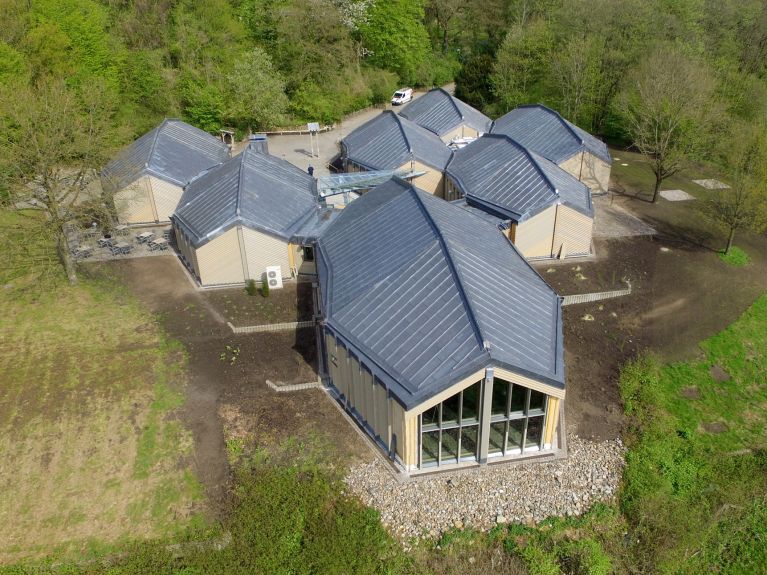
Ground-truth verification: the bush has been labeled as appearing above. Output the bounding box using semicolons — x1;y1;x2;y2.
557;538;612;575
245;279;257;296
261;277;269;298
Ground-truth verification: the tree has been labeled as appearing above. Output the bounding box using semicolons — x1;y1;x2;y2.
0;79;120;284
551;35;603;129
425;0;464;53
701;124;767;254
358;0;431;85
490;19;554;113
225;48;289;130
618;47;717;203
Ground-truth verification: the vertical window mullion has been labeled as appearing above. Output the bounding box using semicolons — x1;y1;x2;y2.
457;391;463;461
418;413;422;469
522;389;531;450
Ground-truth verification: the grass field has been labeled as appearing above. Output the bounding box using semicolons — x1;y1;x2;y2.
608;149;723;201
0;214;202;564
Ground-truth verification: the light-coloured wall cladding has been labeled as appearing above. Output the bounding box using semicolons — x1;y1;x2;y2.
553;204;593;257
196;226;245;285
240;227;292;281
148;177;183;222
114;176;155;224
514;206;557;258
558;152;611;195
441;124;480;144
409;160;445;198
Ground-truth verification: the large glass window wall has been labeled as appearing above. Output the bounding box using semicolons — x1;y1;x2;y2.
419;377;549;469
420;382;480;467
488;378;547;457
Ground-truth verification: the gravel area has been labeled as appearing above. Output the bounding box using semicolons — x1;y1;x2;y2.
344;435;625;541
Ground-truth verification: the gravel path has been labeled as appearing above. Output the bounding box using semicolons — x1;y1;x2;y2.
344;435;625;541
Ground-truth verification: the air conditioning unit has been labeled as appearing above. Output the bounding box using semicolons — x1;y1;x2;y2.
265;266;283;289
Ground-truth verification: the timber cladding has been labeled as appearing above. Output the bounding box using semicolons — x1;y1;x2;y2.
409;160;445;198
196;227;244;285
114;176;155;224
558;151;611;195
514;206;557;258
148;177;183;222
323;331;566;472
553;204;593;257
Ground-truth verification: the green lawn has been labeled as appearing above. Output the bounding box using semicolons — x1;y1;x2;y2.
719;245;750;267
609;149;723;201
0;213;202;564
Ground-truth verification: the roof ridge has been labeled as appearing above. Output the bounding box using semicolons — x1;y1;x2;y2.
502;134;560;201
235;147;249;217
438;87;464;121
145;118;169;168
529;104;584;147
408;185;487;352
389;111;413;153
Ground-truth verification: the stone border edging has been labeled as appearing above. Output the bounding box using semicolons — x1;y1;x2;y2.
227;320;315;333
561;281;632;306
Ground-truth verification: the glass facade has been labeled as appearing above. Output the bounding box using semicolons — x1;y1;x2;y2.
419;377;551;469
420;382;481;467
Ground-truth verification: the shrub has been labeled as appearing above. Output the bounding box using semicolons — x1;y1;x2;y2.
557;538;612;575
261;277;269;298
245;279;257;296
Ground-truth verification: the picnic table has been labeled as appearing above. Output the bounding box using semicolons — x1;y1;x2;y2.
148;237;169;251
110;241;132;255
136;231;155;244
97;236;115;248
72;246;92;259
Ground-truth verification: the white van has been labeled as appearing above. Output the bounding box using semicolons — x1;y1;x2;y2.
391;88;413;106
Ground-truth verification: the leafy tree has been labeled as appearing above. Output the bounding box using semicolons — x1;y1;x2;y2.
0;41;29;86
455;52;495;111
180;77;225;133
701;123;767;253
359;0;431;85
551;35;603;130
425;0;464;53
225;48;289;130
0;79;120;284
618;46;717;203
490;19;554;113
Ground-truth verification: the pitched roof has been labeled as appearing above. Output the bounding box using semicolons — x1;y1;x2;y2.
340;111;453;172
491;105;612;165
173;145;317;248
446;134;593;222
101;119;230;190
398;88;492;137
316;179;564;409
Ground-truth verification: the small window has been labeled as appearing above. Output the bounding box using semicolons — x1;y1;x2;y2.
302;246;315;262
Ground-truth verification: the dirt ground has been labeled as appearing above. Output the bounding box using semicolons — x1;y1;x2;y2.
535;189;767;442
203;282;314;326
99;256;372;515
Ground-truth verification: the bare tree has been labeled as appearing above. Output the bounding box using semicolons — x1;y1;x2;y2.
0;79;121;285
701;124;767;254
619;47;717;203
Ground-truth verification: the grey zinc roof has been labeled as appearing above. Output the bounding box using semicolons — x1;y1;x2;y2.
101;119;230;191
491;105;612;165
399;88;492;137
317;179;564;409
173;145;317;247
446;134;593;222
341;111;452;172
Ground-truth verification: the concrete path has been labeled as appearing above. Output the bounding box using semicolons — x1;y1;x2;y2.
240;84;455;177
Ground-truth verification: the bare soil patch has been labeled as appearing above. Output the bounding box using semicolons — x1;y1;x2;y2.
710;364;731;382
681;386;701;400
701;421;729;434
204;282;314;326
